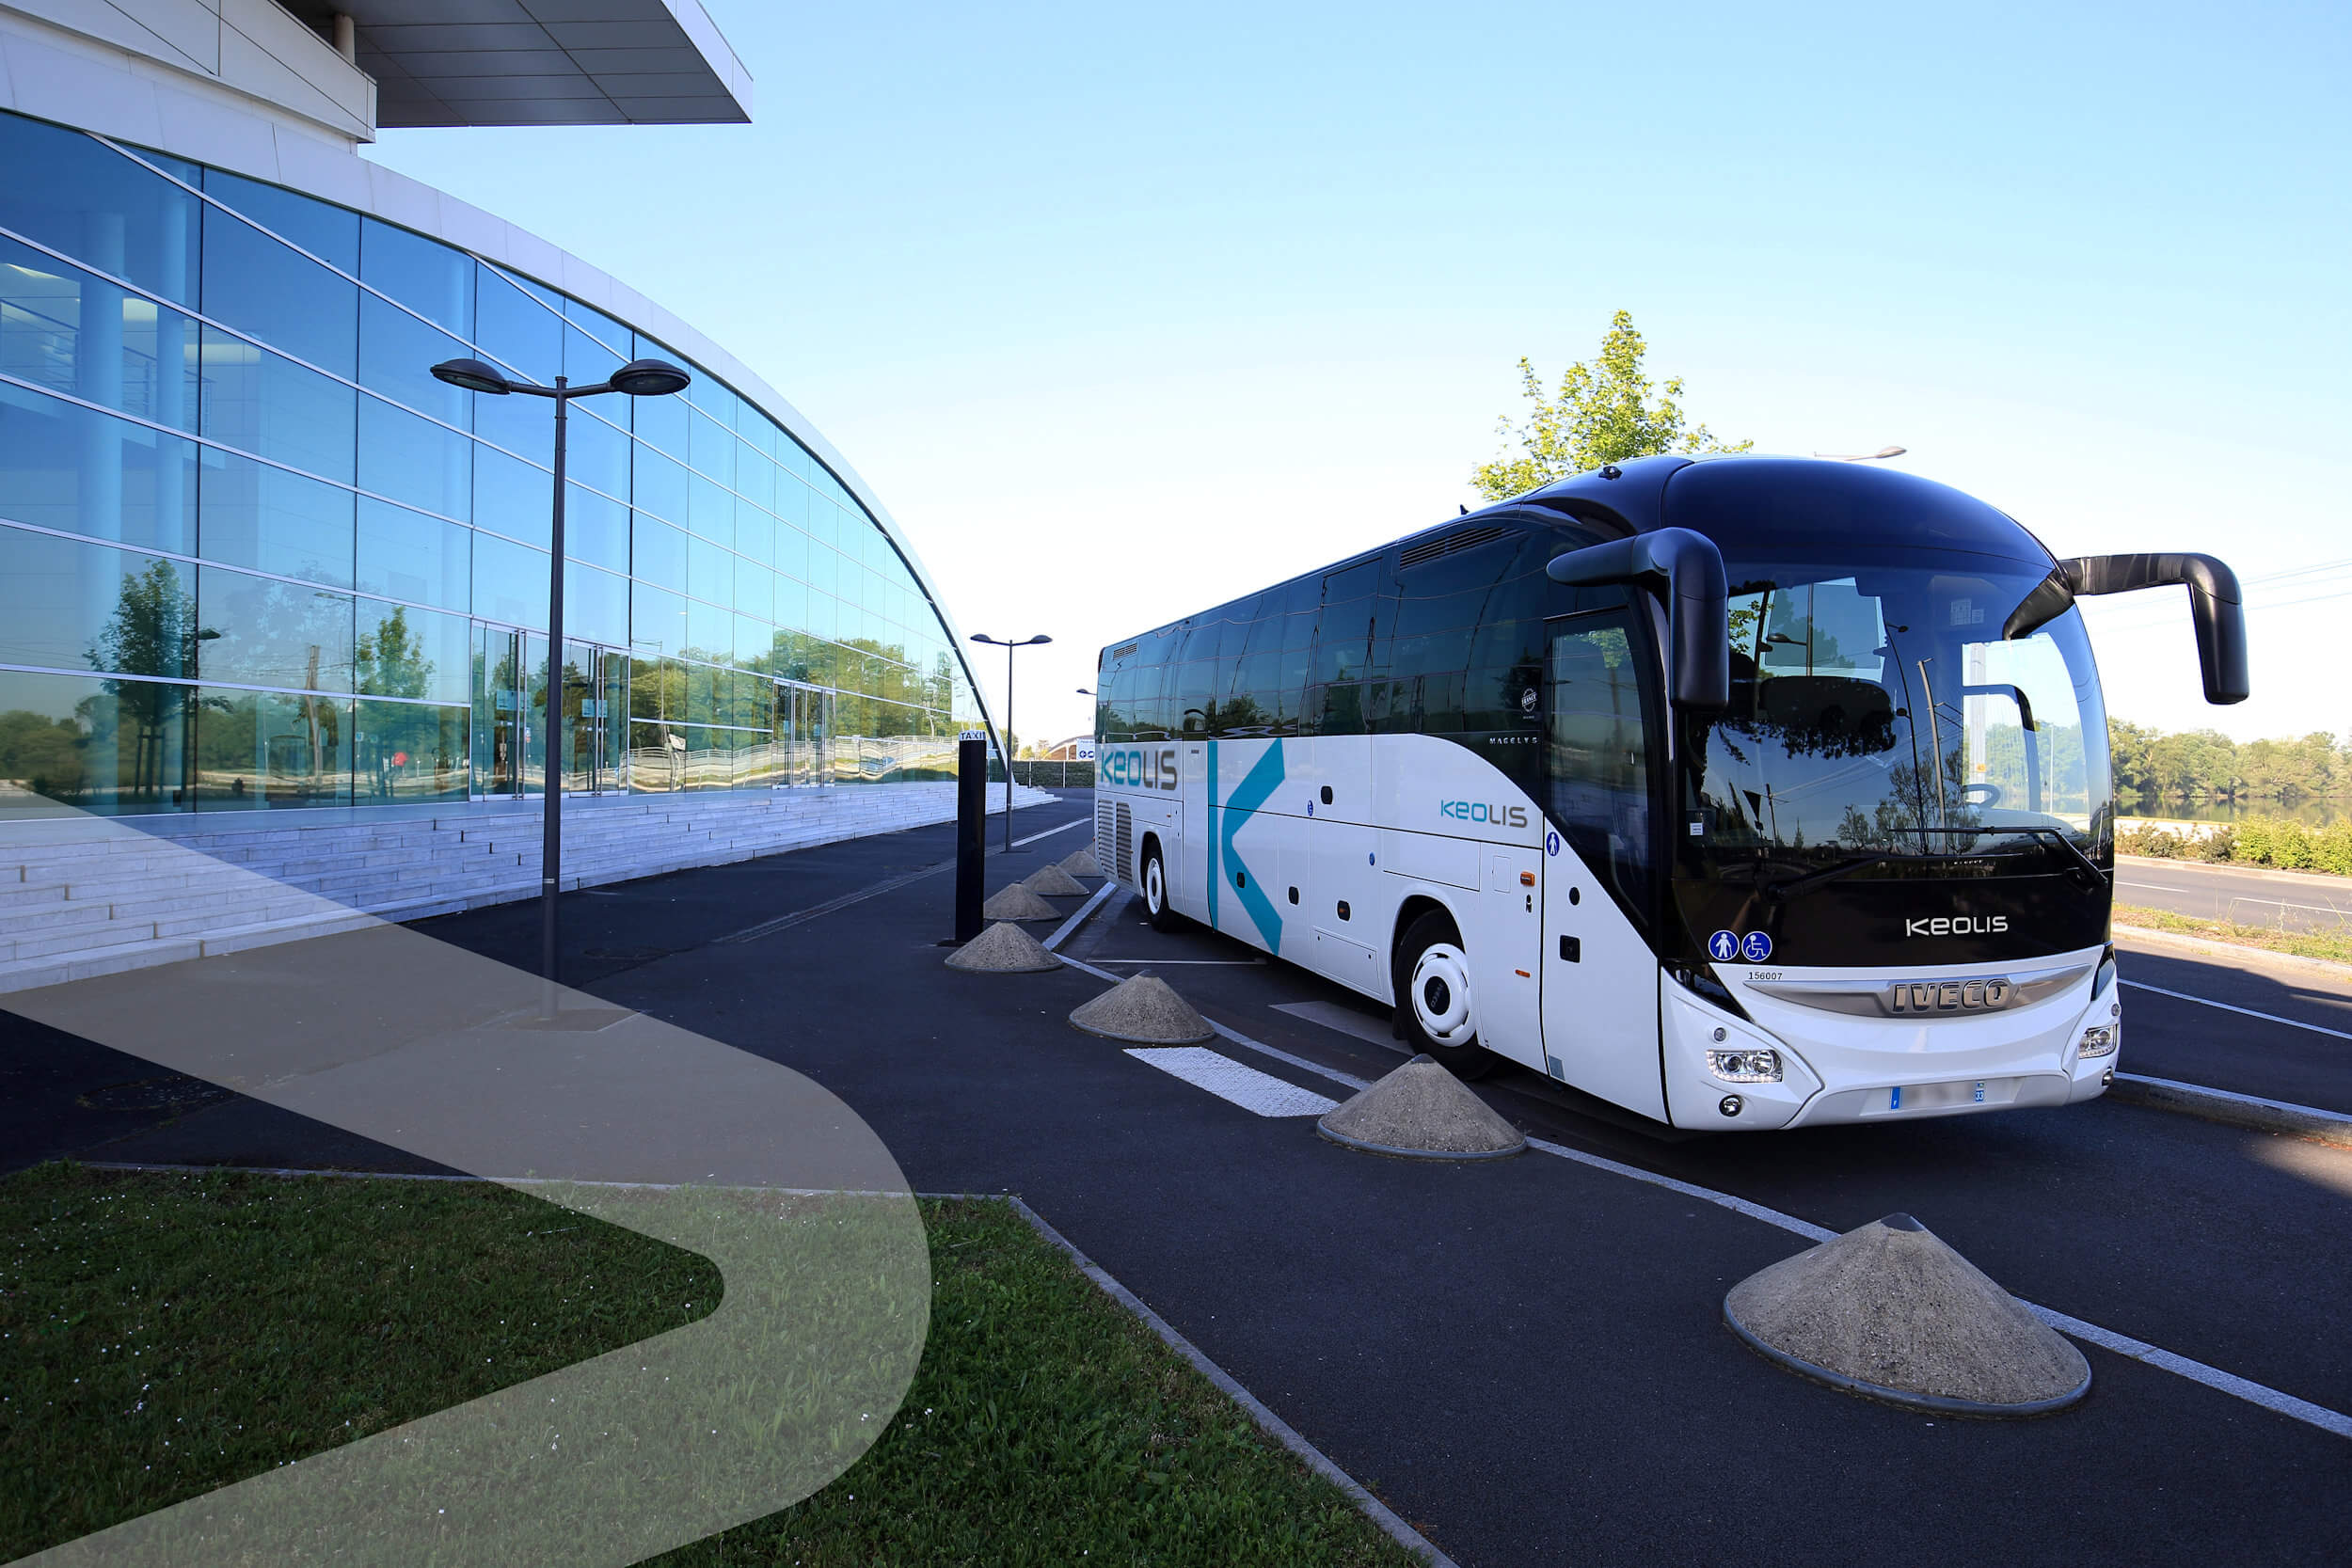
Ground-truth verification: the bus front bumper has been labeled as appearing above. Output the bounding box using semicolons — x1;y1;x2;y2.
1658;951;2121;1130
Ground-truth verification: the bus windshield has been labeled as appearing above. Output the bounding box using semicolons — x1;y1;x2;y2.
1684;553;2111;876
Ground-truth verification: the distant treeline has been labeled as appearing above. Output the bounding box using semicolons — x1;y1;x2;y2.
2109;721;2345;805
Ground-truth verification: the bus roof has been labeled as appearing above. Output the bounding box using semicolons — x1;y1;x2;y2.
1516;453;2058;567
1103;454;2058;658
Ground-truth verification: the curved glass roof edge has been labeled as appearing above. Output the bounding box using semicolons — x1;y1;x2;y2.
57;116;996;738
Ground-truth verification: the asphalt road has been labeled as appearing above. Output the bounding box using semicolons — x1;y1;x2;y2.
8;791;2350;1567
2116;853;2352;935
2111;935;2352;1114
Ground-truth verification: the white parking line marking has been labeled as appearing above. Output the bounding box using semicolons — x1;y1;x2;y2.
2116;1072;2352;1132
2028;1305;2352;1439
1124;1047;1338;1117
2122;979;2352;1040
1057;950;2352;1443
1094;958;1268;965
1273;1000;1399;1049
1011;817;1090;847
1043;880;1118;952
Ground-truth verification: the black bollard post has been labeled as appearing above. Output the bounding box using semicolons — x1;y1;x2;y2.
955;732;986;942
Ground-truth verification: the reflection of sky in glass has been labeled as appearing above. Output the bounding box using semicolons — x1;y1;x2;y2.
0;108;991;816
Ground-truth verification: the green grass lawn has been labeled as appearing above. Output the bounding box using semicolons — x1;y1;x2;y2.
2115;902;2352;967
0;1165;1422;1567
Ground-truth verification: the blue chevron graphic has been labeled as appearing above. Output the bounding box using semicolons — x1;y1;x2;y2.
1216;740;1288;954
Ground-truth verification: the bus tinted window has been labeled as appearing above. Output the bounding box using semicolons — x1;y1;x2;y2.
1546;610;1654;923
1215;594;1262;657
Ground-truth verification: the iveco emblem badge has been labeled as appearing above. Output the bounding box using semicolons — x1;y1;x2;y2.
1888;978;2015;1014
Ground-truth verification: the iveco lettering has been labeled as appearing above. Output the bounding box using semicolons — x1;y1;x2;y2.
1091;455;2249;1129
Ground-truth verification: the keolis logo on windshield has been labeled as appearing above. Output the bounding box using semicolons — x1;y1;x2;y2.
1904;913;2009;936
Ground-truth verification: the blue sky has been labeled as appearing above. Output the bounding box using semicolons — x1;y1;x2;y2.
364;1;2351;750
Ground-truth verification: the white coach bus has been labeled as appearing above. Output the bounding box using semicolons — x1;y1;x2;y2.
1090;455;2247;1130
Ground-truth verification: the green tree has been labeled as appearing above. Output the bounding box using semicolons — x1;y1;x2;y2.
1471;309;1752;501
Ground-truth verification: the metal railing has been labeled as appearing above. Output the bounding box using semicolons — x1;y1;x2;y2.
1010;760;1095;788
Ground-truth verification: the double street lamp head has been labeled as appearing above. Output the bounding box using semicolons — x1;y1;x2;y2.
425;349;689;1004
970;633;1053;648
429;356;514;395
430;356;692;400
611;357;692;397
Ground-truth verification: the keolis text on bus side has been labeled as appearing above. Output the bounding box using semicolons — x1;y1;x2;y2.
1104;746;1178;789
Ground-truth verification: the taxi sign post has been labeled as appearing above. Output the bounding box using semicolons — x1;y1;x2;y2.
955;731;987;941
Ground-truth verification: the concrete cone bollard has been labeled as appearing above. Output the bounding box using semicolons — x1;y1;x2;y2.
980;883;1061;922
1315;1054;1525;1159
1068;972;1215;1043
1723;1212;2090;1417
1057;847;1102;878
946;921;1061;974
1022;863;1089;896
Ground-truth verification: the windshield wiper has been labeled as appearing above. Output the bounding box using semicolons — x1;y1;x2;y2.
1759;852;1938;903
2018;825;2107;887
1752;827;2106;903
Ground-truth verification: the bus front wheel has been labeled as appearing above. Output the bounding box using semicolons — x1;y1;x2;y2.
1141;842;1183;931
1395;911;1495;1080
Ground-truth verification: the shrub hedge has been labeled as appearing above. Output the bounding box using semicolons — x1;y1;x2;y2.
2117;817;2352;875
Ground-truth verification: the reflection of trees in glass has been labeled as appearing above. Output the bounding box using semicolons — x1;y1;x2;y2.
0;708;87;799
1216;693;1272;736
85;559;212;801
355;605;433;699
1830;747;1988;850
1979;720;2090;814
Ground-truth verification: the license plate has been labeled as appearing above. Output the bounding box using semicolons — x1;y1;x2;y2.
1881;1078;2010;1114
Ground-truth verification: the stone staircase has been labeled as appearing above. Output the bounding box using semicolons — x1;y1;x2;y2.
0;782;1057;994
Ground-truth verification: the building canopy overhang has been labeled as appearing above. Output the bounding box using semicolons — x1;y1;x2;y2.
278;0;751;128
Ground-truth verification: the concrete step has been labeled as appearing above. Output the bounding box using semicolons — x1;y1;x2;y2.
0;934;206;992
0;899;125;939
0;781;1004;990
8;918;188;962
154;895;329;940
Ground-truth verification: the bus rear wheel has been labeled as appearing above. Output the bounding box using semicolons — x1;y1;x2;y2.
1141;842;1183;931
1395;911;1496;1080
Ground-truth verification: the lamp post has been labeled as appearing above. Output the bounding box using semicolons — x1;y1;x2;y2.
968;632;1051;851
431;356;690;1010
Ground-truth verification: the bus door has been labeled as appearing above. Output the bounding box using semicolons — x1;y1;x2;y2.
1303;692;1383;993
1537;610;1669;1121
1479;846;1547;1071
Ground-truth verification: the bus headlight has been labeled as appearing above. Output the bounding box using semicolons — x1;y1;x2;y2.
1708;1048;1783;1084
2077;1026;2116;1059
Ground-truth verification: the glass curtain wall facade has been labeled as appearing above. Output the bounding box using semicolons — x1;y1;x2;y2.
0;108;986;816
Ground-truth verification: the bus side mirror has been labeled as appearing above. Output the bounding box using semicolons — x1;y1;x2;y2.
1547;528;1730;711
2003;552;2249;705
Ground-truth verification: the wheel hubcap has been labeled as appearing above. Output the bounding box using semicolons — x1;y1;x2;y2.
1410;942;1475;1048
1147;861;1163;911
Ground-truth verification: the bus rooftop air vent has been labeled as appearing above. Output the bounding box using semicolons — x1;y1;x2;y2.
1399;525;1507;571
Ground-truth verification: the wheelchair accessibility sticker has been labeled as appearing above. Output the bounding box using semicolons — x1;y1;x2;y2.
1708;929;1773;962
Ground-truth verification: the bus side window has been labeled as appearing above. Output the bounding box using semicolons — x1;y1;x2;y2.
1545;612;1656;921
